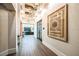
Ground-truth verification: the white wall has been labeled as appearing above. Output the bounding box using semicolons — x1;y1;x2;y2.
42;3;79;56
34;8;47;38
16;4;21;55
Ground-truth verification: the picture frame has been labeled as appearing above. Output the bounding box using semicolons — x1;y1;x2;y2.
47;4;68;42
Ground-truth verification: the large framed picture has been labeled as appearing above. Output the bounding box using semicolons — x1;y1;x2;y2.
47;4;68;42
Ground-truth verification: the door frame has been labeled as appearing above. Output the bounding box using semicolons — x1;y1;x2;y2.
37;20;42;41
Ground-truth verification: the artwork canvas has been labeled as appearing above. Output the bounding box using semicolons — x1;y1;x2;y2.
47;4;68;42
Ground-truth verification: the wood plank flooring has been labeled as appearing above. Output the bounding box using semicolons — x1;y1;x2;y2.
7;53;16;56
17;35;57;56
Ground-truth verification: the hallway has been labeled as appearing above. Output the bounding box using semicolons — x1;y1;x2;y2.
0;3;79;56
18;35;57;56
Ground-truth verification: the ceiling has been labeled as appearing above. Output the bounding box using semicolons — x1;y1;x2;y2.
0;3;15;11
20;3;48;24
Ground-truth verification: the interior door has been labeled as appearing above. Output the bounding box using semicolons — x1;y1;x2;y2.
37;20;42;41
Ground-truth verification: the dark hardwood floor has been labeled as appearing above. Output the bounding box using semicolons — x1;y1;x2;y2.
7;53;16;56
17;35;57;56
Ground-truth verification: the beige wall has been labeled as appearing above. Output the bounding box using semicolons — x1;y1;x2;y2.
0;9;8;53
42;3;79;56
0;5;16;55
8;11;16;54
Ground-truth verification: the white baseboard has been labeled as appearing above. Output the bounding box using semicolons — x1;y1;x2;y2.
0;50;8;56
0;48;16;56
42;41;66;56
8;48;16;55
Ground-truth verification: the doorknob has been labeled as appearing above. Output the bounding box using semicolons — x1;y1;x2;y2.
17;35;20;46
17;35;20;38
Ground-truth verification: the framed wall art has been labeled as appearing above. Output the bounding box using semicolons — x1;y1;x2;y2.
47;4;68;42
